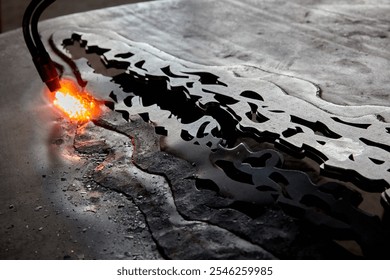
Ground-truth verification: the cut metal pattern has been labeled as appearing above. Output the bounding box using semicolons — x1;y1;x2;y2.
51;29;390;258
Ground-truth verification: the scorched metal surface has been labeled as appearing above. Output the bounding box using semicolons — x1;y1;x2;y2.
1;0;390;259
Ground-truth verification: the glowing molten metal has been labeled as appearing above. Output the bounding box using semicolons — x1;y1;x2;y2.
52;80;100;122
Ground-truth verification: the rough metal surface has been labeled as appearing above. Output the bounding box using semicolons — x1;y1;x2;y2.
83;113;276;259
48;28;389;258
1;0;389;259
37;0;390;107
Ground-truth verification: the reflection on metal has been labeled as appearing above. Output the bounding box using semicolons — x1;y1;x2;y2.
50;29;390;258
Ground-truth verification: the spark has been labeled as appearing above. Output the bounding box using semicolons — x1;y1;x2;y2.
52;80;100;122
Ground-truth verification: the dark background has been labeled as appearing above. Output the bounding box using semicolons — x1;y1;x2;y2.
0;0;152;33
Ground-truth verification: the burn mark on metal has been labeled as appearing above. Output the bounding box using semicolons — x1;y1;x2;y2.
50;30;390;258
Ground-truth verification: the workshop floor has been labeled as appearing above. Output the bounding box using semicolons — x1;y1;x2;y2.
0;0;152;33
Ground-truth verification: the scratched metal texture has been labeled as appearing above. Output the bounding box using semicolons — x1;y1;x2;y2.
1;0;389;259
48;28;390;258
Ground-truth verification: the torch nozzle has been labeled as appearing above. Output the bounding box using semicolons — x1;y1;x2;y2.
32;52;61;92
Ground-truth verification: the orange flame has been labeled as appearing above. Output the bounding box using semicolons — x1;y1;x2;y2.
52;80;100;122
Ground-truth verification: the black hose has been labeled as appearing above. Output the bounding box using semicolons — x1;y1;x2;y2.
22;0;61;92
22;0;42;56
31;0;56;54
